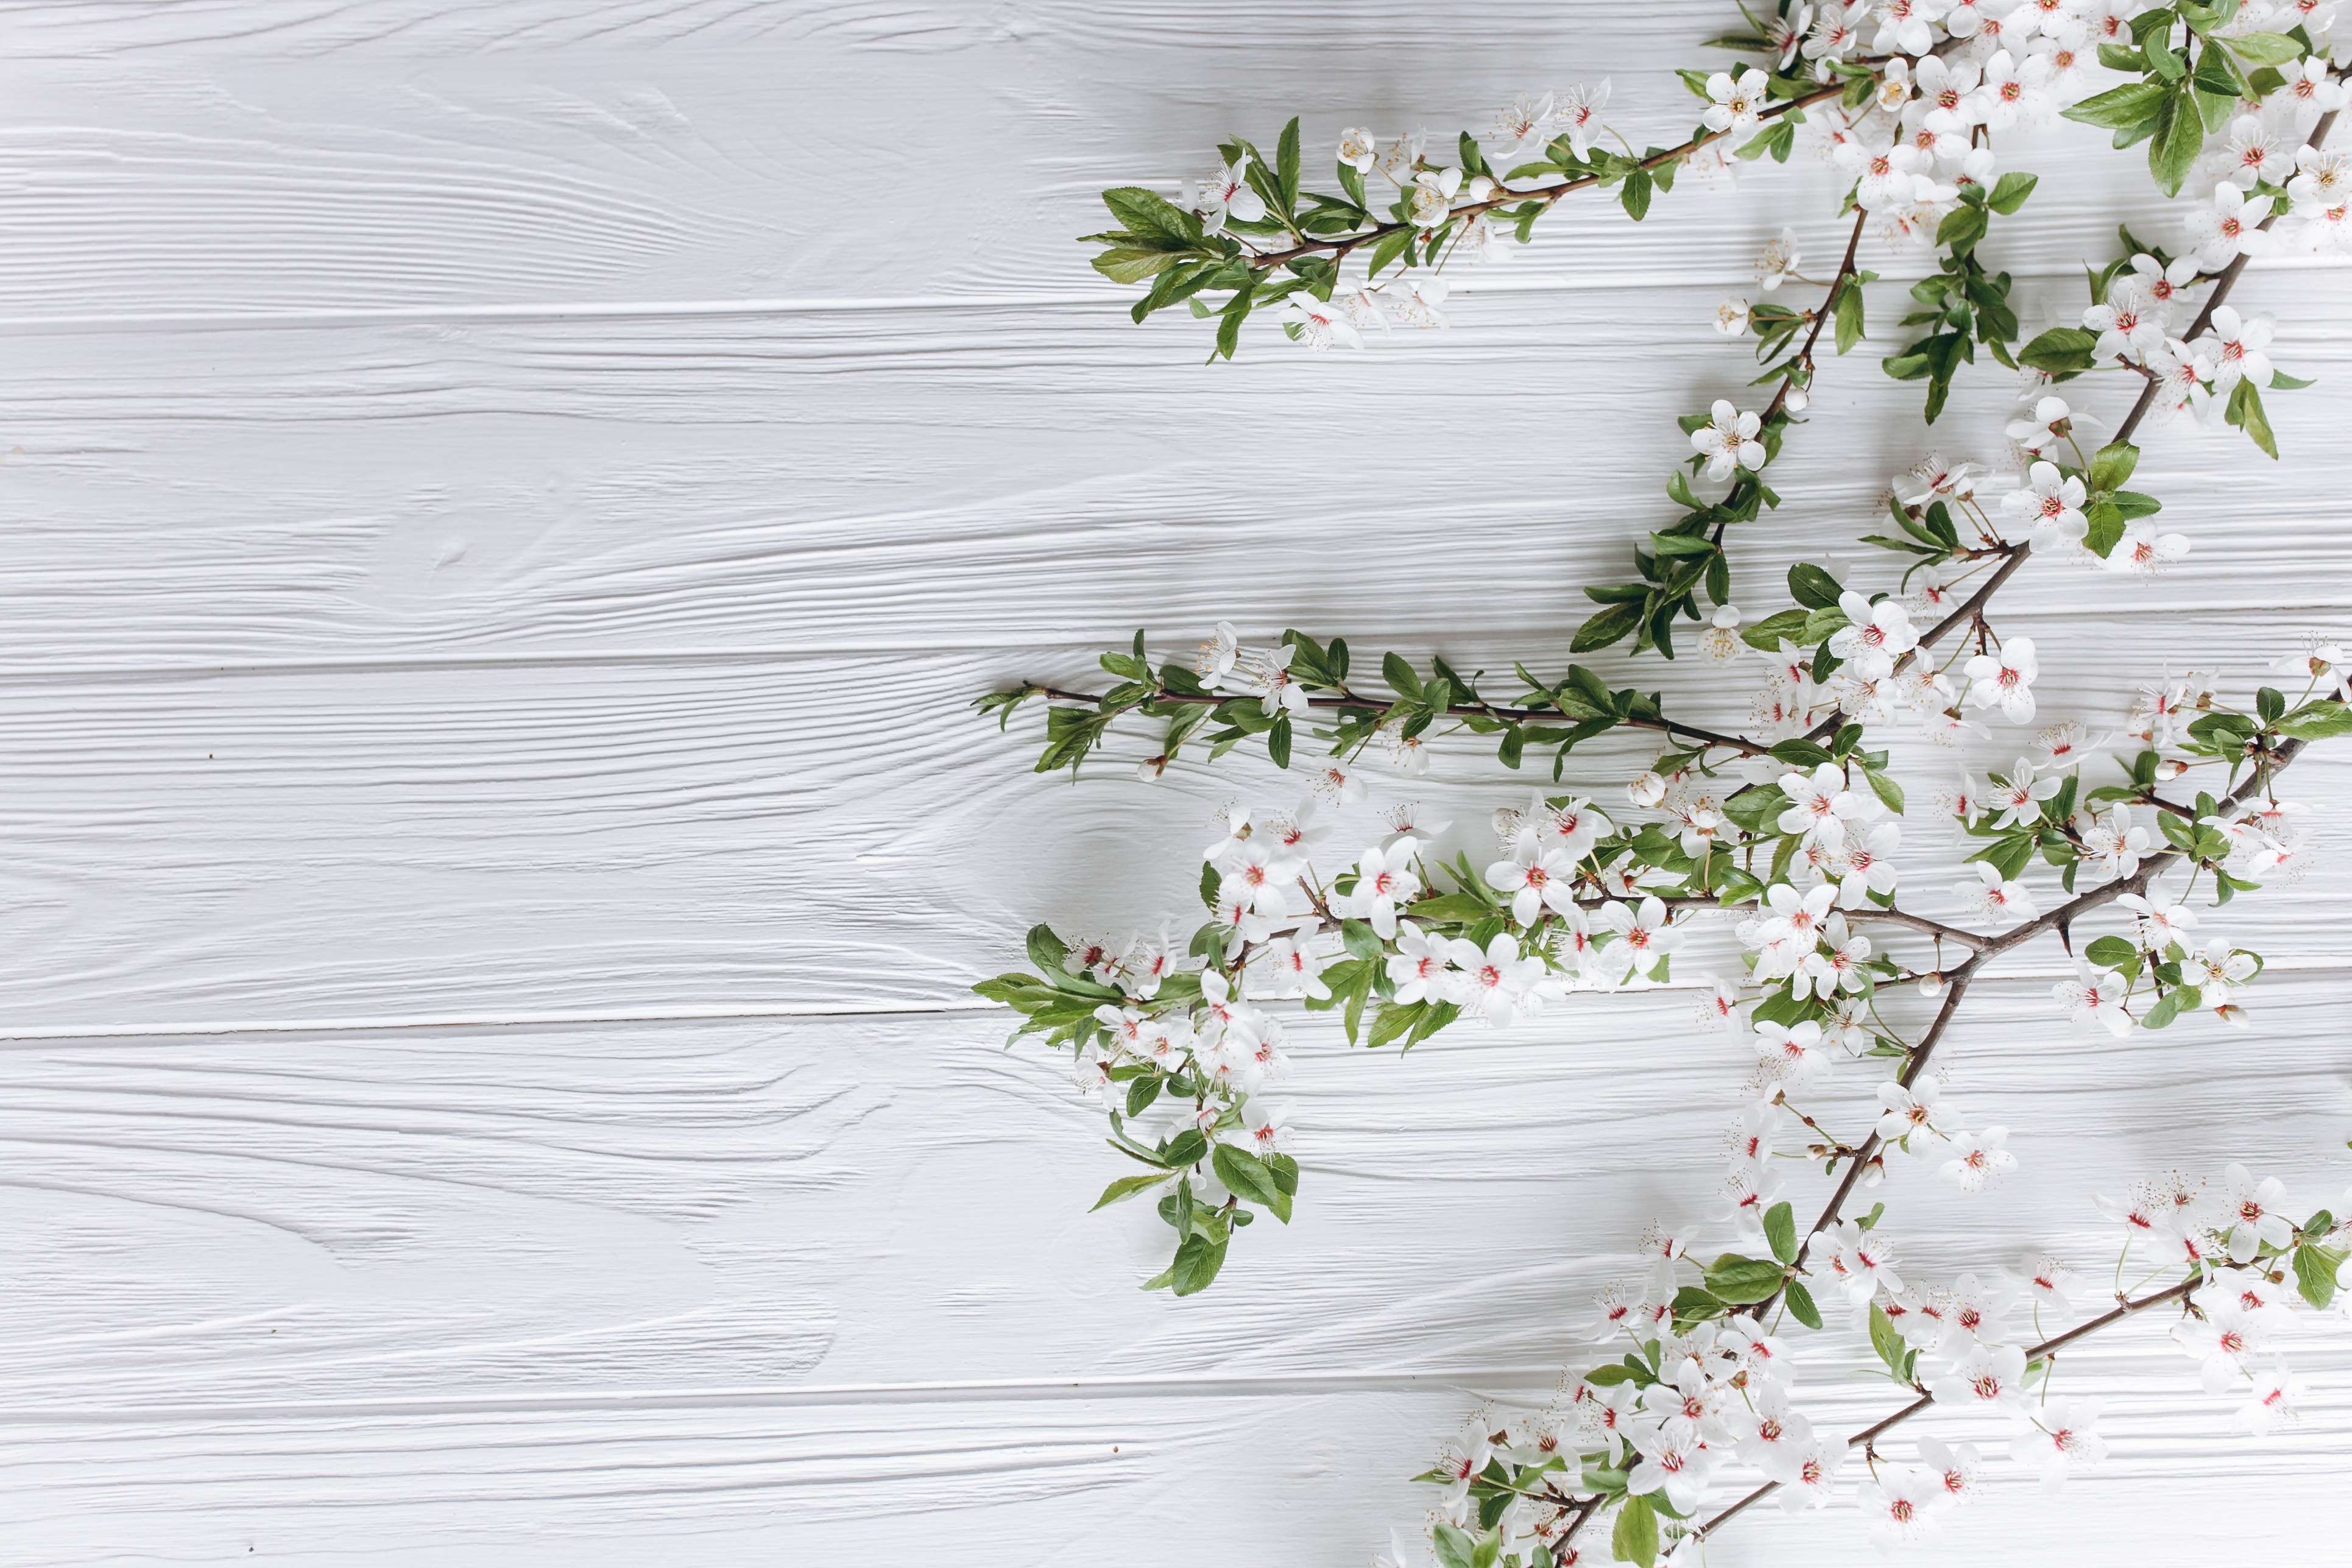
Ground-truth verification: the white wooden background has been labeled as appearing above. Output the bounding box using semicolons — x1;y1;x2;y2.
3;2;2350;1563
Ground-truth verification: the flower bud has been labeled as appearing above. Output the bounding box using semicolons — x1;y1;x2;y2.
2154;758;2188;781
1137;755;1169;781
1918;972;1947;998
1468;175;1496;202
1861;1156;1887;1188
1784;385;1809;412
2213;1003;2249;1029
1628;771;1669;808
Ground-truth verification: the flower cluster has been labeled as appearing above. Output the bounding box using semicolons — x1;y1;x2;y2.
1411;1151;2349;1567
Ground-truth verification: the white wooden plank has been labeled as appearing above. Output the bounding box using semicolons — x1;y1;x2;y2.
3;279;2350;671
0;2;2235;317
1;627;2345;1031
0;991;2346;1563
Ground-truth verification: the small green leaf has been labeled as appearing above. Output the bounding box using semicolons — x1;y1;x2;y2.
1988;170;2039;214
1869;1302;1907;1374
1703;1252;1786;1305
1786;562;1844;610
1764;1201;1798;1265
1785;1279;1823;1330
1212;1142;1287;1212
1432;1522;1478;1568
2294;1243;2347;1309
2220;30;2306;65
2084;934;2139;970
1612;1495;1659;1568
1092;1170;1178;1210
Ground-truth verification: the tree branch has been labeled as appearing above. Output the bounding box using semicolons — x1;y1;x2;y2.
1696;1277;2198;1541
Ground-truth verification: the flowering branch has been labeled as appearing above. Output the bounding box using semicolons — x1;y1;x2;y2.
987;4;2352;1558
1692;1276;2202;1543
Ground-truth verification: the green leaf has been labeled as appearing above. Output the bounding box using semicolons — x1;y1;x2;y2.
2019;325;2099;374
1276;117;1301;214
2276;701;2352;740
1165;1232;1229;1296
1212;1142;1287;1213
2150;88;2206;196
2294;1243;2347;1309
2272;369;2316;390
1869;1302;1907;1374
1834;276;1865;355
2063;79;2170;130
2090;440;2141;492
1703;1252;1786;1304
1383;651;1424;699
1742;607;1812;651
1572;601;1645;653
1620;166;1654;222
1785;1278;1823;1330
1091;247;1186;284
1366;227;1414;280
1266;712;1293;769
1935;202;1988;254
1092;1170;1178;1210
1787;562;1844;610
2084;934;2139;970
1764;1201;1798;1264
2220;30;2305;64
1612;1494;1659;1568
1432;1522;1479;1568
2227;376;2280;459
1988;170;2039;214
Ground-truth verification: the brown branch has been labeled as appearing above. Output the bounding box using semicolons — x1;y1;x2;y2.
1694;1277;2198;1540
1762;205;1870;422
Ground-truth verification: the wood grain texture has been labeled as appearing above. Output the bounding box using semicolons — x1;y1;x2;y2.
2;0;2349;1560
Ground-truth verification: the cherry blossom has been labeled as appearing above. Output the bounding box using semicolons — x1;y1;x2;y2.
2187;183;2273;267
2219;1162;2295;1263
1941;1126;2017;1191
2235;1368;2308;1434
1598;895;1681;981
1958;859;2038;920
1702;68;1771;133
1873;0;1948;55
1776;1435;1847;1511
1344;842;1422;938
1487;841;1581;927
1692;398;1767;481
1192;157;1267;231
1932;1342;2029;1413
1829;590;1920;677
2210;114;2289;189
2192;305;2276;395
1973;48;2053;129
1964;638;2039;723
1876;1078;1951;1143
1863;1467;1944;1547
2004;395;2073;456
1449;932;1553;1025
2054;961;2132;1036
1755;1018;1832;1084
1916;1435;1985;1509
2013;1398;2107;1491
2078;803;2152;880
